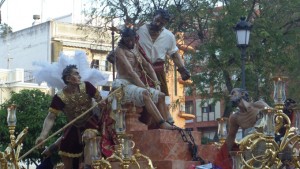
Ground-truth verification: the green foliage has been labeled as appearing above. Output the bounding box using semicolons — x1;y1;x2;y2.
0;23;13;37
0;109;8;151
0;89;66;164
169;0;300;116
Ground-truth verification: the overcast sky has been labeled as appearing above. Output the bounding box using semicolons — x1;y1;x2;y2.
1;0;85;31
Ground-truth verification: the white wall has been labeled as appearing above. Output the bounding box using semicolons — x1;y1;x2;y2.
0;22;51;71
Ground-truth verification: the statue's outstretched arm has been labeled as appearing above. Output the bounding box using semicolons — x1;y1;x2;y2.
35;112;57;146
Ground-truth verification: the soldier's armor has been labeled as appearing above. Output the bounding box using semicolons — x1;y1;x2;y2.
57;83;93;127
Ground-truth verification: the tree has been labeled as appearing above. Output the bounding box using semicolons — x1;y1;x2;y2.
0;89;66;166
0;23;12;37
189;0;300;116
84;0;300;117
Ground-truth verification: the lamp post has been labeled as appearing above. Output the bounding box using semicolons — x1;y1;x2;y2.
0;105;29;169
234;17;252;89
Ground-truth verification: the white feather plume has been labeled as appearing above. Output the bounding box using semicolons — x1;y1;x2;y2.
33;50;109;89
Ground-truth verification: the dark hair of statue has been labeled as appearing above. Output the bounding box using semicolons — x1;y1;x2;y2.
119;28;136;46
238;88;250;102
62;64;78;84
154;8;171;22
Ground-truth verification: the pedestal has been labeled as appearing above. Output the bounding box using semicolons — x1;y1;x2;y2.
123;104;148;131
120;105;203;168
130;130;201;161
110;159;200;169
128;129;202;169
199;144;220;163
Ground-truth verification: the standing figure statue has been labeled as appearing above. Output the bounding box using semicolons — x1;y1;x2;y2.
112;27;175;130
35;65;105;169
136;8;191;96
136;8;191;126
214;88;271;169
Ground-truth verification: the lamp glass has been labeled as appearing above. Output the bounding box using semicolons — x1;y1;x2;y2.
115;110;126;134
217;118;228;140
295;109;300;135
262;109;275;136
7;105;17;126
122;135;135;159
89;136;102;161
236;30;250;45
230;151;243;169
273;77;286;104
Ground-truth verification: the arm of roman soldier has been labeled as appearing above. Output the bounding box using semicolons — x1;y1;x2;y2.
85;81;102;102
85;81;106;108
115;48;147;88
35;95;62;146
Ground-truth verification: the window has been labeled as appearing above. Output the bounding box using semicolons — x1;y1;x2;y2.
105;60;113;71
196;99;221;122
185;101;194;114
91;59;99;68
91;54;112;71
201;130;216;140
202;103;216;121
186;119;194;123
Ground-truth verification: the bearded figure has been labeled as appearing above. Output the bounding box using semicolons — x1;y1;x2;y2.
214;88;271;169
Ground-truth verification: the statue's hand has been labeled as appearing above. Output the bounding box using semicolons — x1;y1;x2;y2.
41;146;52;157
35;136;46;148
154;80;161;91
41;143;59;157
177;67;191;81
155;85;161;91
106;51;115;64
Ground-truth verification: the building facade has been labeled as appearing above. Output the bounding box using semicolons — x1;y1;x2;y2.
0;68;49;104
185;94;225;141
178;32;225;141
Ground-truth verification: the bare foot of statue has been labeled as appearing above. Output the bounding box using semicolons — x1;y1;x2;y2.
167;117;175;125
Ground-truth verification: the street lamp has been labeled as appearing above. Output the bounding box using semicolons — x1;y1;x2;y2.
234;17;252;89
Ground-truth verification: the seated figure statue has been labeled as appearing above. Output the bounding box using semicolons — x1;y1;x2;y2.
112;27;175;130
214;88;271;169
